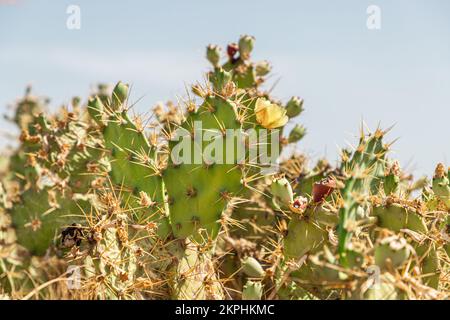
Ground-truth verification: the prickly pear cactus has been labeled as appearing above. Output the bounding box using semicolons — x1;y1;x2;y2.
270;133;449;299
91;82;171;238
4;91;109;255
0;36;448;300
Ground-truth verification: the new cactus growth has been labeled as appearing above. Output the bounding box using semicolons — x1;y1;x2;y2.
241;257;265;278
288;124;306;143
270;177;294;207
285;96;304;118
242;280;263;300
238;35;255;60
206;45;221;68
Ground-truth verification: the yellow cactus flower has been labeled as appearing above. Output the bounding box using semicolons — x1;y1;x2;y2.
254;98;288;129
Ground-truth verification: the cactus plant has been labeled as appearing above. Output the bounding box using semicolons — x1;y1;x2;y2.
0;36;448;301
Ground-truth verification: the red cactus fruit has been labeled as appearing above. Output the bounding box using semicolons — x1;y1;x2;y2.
227;43;239;60
312;176;336;203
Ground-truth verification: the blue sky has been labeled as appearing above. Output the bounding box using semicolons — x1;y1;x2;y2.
1;0;449;177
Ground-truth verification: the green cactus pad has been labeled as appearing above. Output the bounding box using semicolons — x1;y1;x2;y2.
373;203;427;233
164;95;244;240
102;110;170;237
284;212;328;259
11;188;84;255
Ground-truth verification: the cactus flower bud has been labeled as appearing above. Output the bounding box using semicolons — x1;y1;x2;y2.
255;60;271;76
241;257;265;278
255;98;288;129
433;163;450;207
270;177;294;205
285;96;304;118
36;114;51;132
87;96;105;124
242;281;263;300
238;35;255;60
434;163;447;180
288;124;306;143
210;68;232;93
206;44;221;68
383;161;400;195
112;81;129;110
71;96;81;108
